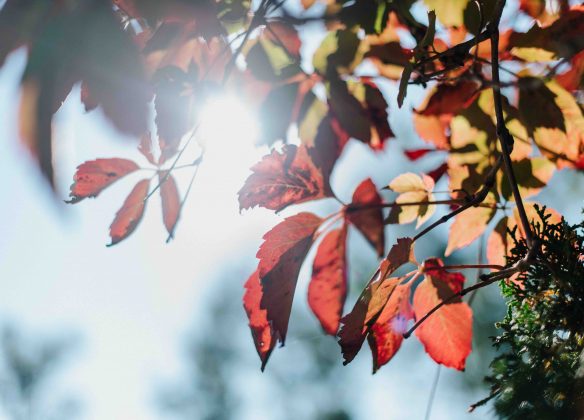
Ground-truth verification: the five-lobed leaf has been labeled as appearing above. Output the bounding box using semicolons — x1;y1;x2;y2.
238;145;332;212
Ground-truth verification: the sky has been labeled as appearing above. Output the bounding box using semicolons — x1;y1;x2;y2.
0;5;583;419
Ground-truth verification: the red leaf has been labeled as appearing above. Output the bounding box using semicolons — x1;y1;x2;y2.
416;80;480;116
338;277;400;365
346;178;385;257
404;148;435;161
108;179;150;246
426;162;449;183
338;237;414;364
243;270;276;371
159;171;180;239
367;284;413;373
67;158;140;203
413;258;472;370
308;225;348;335
257;212;323;344
239;145;332;212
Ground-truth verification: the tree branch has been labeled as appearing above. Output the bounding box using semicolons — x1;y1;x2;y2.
488;0;535;249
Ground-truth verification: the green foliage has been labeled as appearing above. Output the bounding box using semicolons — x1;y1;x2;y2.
481;208;584;419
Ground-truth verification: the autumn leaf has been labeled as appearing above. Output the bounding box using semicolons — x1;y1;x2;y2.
416;80;480;116
67;159;140;203
238;145;332;212
424;0;469;27
313;29;368;77
445;193;497;256
404;148;436;161
257;212;323;345
386;173;436;227
367;283;413;373
327;79;394;150
338;237;415;364
18;2;148;187
308;225;348;335
159;171;180;239
243;270;276;371
108;179;150;246
346;178;385;256
413;258;472;370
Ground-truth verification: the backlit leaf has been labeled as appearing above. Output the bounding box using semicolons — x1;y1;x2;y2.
308;226;348;335
346;179;385;256
413;258;472;370
257;212;323;345
243;270;276;371
238;145;332;212
67;159;140;203
109;179;150;246
367;284;413;373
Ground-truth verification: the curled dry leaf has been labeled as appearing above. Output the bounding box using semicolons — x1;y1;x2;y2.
308;225;348;335
109;179;150;246
67;159;140;203
413;258;472;370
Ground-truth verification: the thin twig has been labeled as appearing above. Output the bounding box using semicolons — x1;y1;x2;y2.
412;157;503;242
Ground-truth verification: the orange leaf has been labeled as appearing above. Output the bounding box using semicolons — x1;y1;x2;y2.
445;202;496;256
109;179;150;246
243;270;276;371
413;258;472;370
346;178;385;256
257;212;323;345
239;145;332;212
67;158;140;203
308;225;348;335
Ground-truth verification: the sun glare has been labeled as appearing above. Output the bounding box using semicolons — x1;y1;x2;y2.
198;93;260;149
